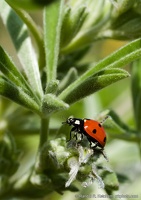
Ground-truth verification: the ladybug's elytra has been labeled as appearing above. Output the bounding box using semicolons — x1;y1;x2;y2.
63;117;107;149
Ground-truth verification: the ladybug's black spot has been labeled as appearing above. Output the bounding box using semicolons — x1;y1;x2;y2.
98;123;102;127
92;129;97;134
103;137;106;143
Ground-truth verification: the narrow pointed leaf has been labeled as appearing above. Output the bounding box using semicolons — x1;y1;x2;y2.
5;0;58;9
113;0;136;17
0;46;40;104
103;110;139;142
61;6;88;47
5;1;45;69
0;75;40;114
44;0;64;87
59;68;129;104
0;0;43;99
59;38;141;103
58;67;78;93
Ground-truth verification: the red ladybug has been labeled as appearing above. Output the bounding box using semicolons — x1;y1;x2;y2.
63;117;107;149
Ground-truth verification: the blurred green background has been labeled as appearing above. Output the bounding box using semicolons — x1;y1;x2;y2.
0;6;141;200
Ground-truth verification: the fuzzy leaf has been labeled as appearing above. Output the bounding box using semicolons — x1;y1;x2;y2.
59;38;141;103
103;110;139;142
4;1;45;70
5;0;55;9
0;46;27;91
0;46;40;104
61;6;88;47
112;0;136;17
0;75;40;114
0;0;43;99
102;170;119;192
41;94;69;116
59;68;129;104
58;67;78;93
118;17;141;34
111;10;141;38
62;19;141;53
44;0;64;87
46;80;59;94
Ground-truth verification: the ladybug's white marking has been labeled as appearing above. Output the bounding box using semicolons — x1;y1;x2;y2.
75;120;80;125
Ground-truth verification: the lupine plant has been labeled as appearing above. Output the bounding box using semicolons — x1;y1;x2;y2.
0;0;141;199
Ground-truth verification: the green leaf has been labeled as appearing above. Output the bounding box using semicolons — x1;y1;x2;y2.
103;110;140;142
116;173;130;184
0;175;8;194
0;46;40;104
131;59;141;131
44;0;64;87
0;0;43;99
0;75;40;115
119;18;141;36
0;132;20;176
60;5;88;48
61;1;110;54
102;170;119;192
59;68;129;104
6;0;58;10
134;1;141;14
5;0;40;9
58;67;78;93
41;94;69;117
112;0;136;17
5;1;45;69
59;38;141;103
30;173;52;189
111;10;141;38
45;80;59;94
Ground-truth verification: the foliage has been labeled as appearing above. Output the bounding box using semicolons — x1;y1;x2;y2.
0;0;141;199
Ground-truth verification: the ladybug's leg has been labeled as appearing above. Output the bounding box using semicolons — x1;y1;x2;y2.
76;128;83;141
80;133;83;141
68;127;77;142
92;142;99;149
89;141;93;148
100;149;108;161
87;138;98;149
87;136;95;148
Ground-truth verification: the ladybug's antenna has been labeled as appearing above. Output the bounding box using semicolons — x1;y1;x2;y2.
62;121;67;125
100;115;109;125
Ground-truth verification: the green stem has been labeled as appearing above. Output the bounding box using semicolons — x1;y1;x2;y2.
39;118;49;150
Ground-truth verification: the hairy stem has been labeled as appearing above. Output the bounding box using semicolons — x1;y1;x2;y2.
39;118;49;150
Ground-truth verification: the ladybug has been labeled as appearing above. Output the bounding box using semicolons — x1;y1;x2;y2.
63;117;107;149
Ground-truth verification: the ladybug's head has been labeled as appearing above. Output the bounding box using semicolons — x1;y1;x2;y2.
62;117;82;127
64;117;75;126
